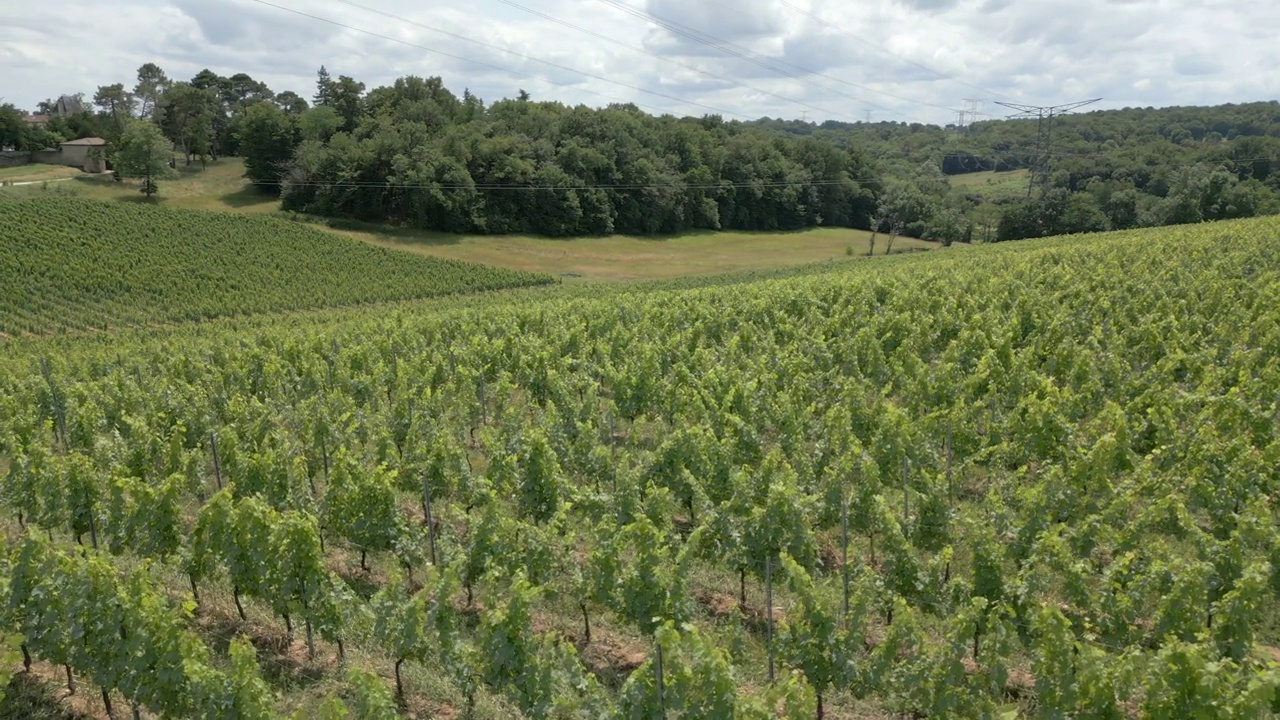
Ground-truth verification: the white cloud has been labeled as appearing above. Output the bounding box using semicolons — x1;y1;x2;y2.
0;0;1276;124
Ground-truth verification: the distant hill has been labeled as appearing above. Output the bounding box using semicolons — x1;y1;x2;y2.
0;197;554;336
753;101;1280;240
752;101;1280;176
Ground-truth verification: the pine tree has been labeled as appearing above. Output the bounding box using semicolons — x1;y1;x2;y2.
314;66;334;107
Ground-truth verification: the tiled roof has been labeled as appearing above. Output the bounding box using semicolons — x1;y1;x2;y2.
61;137;107;147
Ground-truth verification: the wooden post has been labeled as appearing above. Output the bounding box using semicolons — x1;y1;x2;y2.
210;432;223;490
766;555;775;683
902;456;910;527
423;476;438;566
654;640;665;715
945;424;953;499
841;496;850;622
321;437;330;482
302;581;317;660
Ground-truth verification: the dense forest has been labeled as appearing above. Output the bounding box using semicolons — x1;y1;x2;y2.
275;78;881;236
6;63;1279;241
755;102;1280;240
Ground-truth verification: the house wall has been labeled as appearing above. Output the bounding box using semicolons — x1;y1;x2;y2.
30;146;105;172
17;145;107;173
60;145;91;167
32;150;64;166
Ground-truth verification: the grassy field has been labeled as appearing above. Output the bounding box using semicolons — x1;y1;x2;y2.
333;224;936;282
3;159;280;213
2;159;940;282
949;169;1032;201
0;164;83;184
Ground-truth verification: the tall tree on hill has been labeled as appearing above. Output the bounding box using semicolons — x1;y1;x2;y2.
190;69;227;94
330;75;366;133
237;102;297;192
0;104;46;151
296;106;343;144
157;82;216;166
275;91;310;116
879;183;932;254
134;63;170;119
93;84;135;137
190;69;233;158
224;73;274;108
0;105;21;149
184;69;285;158
114;120;173;197
314;66;334;107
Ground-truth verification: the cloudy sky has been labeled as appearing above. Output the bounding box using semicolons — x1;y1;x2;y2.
2;0;1277;125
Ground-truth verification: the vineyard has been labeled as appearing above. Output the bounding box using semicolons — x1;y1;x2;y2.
0;197;554;337
1;214;1280;718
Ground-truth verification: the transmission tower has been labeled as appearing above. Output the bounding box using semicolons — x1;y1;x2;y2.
963;98;987;128
995;98;1101;196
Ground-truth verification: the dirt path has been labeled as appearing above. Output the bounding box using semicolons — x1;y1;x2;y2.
0;177;76;188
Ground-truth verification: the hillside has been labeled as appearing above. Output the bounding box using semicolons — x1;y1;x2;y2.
0;197;553;335
754;102;1280;240
2;215;1279;718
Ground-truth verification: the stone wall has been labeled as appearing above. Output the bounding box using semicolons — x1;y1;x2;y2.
0;151;32;168
0;148;105;173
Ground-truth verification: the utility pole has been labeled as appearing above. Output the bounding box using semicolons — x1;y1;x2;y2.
864;110;873;123
995;98;1101;197
801;110;810;124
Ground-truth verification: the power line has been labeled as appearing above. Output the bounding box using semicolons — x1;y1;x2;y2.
261;155;1280;192
328;0;759;119
488;0;865;124
242;0;740;119
591;0;895;114
771;0;1014;102
596;0;963;115
261;177;877;191
698;0;967;115
939;152;1278;168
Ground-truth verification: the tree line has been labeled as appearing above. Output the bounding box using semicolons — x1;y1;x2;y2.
248;71;884;237
754;102;1280;240
8;65;889;237
9;62;1278;241
3;63;307;162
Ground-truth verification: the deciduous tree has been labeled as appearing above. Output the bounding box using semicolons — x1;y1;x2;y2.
113;120;172;197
